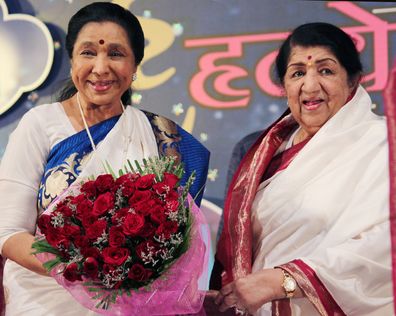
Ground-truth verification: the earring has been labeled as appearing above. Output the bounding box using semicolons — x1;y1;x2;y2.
132;73;137;81
70;69;73;77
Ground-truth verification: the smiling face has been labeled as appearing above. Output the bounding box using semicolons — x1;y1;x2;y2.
70;21;136;108
284;45;355;136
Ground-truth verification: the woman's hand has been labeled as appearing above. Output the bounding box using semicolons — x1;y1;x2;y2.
204;290;235;315
214;268;288;315
2;232;48;276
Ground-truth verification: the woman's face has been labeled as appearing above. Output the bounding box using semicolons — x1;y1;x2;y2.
284;45;354;136
71;21;136;107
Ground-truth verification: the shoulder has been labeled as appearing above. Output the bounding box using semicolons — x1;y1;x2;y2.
9;102;64;149
18;102;62;128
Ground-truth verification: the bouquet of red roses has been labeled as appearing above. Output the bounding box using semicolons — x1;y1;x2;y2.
32;157;208;315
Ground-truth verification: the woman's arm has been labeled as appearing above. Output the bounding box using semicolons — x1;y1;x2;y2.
0;108;49;275
2;232;47;275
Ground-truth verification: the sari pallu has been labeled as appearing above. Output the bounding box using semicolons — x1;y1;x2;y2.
215;86;392;315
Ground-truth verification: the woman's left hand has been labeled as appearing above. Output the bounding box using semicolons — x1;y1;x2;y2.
214;268;285;315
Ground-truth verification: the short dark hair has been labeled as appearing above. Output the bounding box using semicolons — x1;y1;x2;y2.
58;2;144;104
275;22;362;86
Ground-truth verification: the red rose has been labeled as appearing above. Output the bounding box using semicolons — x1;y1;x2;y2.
80;180;97;199
129;190;152;206
45;227;66;248
62;224;81;237
85;219;107;239
135;174;155;190
150;206;168;224
139;220;156;238
102;247;130;265
115;174;137;197
166;189;179;201
111;207;129;225
56;238;70;253
83;257;99;279
166;200;179;212
95;174;115;193
54;199;70;209
115;173;140;186
76;199;93;219
122;213;145;236
70;194;86;206
121;181;136;197
133;198;162;216
109;226;126;247
131;201;149;215
128;263;153;282
80;247;101;260
73;235;89;249
37;214;51;234
81;213;98;228
153;173;180;195
163;173;180;188
156;221;178;239
55;204;73;217
135;240;159;261
152;182;169;196
92;192;114;216
63;262;82;282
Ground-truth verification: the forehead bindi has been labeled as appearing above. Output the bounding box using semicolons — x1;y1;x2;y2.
99;39;105;45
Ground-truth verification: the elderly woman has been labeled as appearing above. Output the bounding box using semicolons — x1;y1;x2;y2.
0;2;209;315
209;22;392;315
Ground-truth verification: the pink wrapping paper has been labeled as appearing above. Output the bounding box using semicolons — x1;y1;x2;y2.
36;184;209;316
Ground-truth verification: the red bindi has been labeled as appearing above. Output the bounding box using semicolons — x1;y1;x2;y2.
99;39;105;45
307;55;312;60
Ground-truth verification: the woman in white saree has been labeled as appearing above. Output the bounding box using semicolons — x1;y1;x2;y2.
0;3;209;315
208;22;392;316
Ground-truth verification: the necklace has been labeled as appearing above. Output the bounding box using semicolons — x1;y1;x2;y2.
76;92;125;153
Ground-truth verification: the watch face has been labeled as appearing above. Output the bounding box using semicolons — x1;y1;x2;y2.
284;277;296;292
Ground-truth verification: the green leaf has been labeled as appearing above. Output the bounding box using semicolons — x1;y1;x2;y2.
31;240;61;256
103;161;116;178
42;258;62;272
134;160;144;174
127;159;135;173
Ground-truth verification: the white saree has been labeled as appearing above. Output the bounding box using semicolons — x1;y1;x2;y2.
251;86;392;315
0;104;159;316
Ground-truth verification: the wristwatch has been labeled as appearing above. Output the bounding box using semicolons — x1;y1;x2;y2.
280;269;297;298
